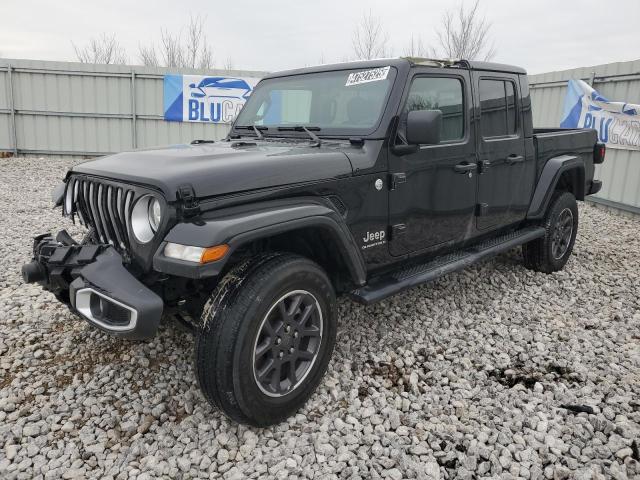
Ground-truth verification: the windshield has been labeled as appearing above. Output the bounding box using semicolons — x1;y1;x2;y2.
234;66;397;136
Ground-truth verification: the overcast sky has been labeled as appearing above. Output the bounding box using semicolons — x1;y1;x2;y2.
1;0;639;74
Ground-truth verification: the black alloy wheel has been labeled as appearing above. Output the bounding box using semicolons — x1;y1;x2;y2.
523;191;578;273
551;208;574;260
253;290;323;397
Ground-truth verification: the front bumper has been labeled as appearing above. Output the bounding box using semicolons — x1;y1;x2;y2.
22;232;163;339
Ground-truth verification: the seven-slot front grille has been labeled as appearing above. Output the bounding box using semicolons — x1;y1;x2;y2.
64;176;135;253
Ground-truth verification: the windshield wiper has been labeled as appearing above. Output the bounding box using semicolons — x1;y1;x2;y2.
276;125;322;147
235;125;268;139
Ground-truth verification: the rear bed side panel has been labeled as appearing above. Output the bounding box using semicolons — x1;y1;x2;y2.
527;128;599;219
532;128;597;183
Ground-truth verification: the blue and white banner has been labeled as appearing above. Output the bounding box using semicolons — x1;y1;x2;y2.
561;79;640;151
163;74;261;123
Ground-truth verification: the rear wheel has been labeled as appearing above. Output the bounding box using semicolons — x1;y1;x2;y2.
195;253;337;426
523;191;578;273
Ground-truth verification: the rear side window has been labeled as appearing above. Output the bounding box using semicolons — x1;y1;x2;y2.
479;79;518;138
404;77;464;141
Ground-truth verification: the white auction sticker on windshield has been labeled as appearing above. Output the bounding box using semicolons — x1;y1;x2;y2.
345;66;390;86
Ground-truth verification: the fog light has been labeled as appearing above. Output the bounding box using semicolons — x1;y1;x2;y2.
163;243;229;264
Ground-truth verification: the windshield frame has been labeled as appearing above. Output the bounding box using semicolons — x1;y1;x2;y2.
230;64;403;139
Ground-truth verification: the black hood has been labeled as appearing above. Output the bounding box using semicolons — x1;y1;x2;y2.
71;141;354;201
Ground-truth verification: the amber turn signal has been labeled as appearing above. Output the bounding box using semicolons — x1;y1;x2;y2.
200;244;229;264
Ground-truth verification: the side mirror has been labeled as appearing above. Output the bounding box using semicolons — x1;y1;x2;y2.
406;109;442;145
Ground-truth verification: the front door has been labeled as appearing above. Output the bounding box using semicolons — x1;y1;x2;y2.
473;74;528;230
388;71;478;257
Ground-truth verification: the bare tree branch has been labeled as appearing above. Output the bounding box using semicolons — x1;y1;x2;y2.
403;35;428;58
223;56;234;71
185;15;214;69
138;44;159;67
159;28;184;68
138;15;215;69
352;10;390;60
197;43;214;70
432;0;496;61
185;16;201;69
73;33;127;65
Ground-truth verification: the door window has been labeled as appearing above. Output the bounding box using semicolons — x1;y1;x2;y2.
403;77;464;141
479;79;518;138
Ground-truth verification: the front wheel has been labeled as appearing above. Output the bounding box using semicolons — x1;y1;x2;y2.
523;191;578;273
195;253;337;426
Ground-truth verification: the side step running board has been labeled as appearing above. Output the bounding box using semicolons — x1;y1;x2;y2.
350;226;545;305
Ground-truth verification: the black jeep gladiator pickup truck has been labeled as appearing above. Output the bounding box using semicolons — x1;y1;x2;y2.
22;58;605;426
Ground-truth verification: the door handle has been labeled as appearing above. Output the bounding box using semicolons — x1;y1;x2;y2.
506;154;524;165
454;162;478;173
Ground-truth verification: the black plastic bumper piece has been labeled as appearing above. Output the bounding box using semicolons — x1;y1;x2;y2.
22;233;163;339
69;249;163;339
588;180;602;195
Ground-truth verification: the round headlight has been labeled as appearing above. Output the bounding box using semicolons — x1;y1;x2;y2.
64;182;74;214
131;195;161;244
149;198;162;232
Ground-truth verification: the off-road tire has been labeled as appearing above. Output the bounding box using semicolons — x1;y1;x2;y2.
195;253;337;426
523;191;578;273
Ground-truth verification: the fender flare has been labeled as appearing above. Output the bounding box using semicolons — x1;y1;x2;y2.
527;155;585;219
153;198;367;285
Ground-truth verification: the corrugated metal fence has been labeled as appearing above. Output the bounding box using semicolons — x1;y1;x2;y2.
2;57;639;213
0;58;267;157
529;60;640;214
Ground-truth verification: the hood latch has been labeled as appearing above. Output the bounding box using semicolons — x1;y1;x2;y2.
177;184;200;217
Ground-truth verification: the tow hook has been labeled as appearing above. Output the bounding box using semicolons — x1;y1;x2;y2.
21;261;47;283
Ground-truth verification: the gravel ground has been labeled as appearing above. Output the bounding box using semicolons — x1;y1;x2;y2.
0;156;639;480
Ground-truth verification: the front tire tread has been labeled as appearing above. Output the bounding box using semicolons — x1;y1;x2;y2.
195;252;336;426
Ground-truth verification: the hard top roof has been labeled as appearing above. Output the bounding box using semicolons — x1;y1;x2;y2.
262;57;526;80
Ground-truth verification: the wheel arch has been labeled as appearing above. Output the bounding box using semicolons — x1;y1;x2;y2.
154;198;367;287
230;223;365;291
527;155;585;220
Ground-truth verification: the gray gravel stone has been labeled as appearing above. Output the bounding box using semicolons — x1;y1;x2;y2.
0;157;639;479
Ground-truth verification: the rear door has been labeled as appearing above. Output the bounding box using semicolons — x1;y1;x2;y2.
473;73;528;230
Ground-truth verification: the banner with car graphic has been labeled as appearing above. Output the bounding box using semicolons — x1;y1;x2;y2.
163;74;261;123
561;79;640;151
